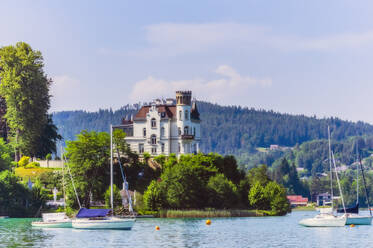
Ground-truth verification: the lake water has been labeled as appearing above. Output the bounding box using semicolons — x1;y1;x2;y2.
1;211;373;247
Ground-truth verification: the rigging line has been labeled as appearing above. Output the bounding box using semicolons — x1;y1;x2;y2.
116;148;134;213
358;155;372;216
65;159;82;209
331;151;346;214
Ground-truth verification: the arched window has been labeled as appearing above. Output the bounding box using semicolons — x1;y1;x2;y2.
151;135;157;145
178;127;181;136
161;127;165;137
179;110;182;120
185;110;189;120
184;126;189;135
143;128;146;137
161;143;165;153
193;127;196;136
151;118;156;128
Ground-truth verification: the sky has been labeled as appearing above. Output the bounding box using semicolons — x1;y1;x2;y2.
1;1;373;123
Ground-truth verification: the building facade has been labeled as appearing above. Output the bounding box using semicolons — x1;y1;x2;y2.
121;91;201;156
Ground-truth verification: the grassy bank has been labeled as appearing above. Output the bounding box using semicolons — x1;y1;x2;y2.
157;209;266;218
292;206;316;211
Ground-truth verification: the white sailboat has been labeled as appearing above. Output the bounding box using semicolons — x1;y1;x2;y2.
72;124;136;230
299;127;347;227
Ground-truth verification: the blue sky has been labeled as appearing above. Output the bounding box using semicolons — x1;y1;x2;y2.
2;1;373;123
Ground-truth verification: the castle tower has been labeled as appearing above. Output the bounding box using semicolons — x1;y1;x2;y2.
176;91;193;154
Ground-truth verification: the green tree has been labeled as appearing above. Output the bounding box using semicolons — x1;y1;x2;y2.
104;184;122;208
143;180;164;210
0;42;56;160
65;130;110;208
0;138;12;171
249;181;269;210
264;181;290;215
206;173;239;208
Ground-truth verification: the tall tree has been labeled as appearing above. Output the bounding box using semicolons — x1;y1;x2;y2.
0;42;52;160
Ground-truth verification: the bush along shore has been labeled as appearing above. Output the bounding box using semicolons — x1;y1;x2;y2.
157;209;268;218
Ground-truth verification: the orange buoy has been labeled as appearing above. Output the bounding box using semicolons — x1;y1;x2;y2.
206;219;211;225
155;225;160;230
350;224;355;227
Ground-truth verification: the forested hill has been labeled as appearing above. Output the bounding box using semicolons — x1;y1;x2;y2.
52;101;373;154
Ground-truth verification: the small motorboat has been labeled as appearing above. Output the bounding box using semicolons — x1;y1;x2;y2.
0;216;9;219
32;213;72;228
72;208;135;230
299;213;346;227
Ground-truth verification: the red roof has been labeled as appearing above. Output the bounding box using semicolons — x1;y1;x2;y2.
134;105;176;120
287;195;308;203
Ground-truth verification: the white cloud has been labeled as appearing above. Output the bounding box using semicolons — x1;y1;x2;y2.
129;65;271;103
143;22;373;54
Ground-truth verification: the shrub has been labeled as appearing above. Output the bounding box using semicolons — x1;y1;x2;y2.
25;162;40;169
46;153;52;160
18;156;30;167
104;185;122;208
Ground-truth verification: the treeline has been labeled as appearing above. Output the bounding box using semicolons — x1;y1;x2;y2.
52;101;373;155
253;135;373;176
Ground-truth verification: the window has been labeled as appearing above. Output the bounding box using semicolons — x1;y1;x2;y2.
179;110;182;120
161;143;165;153
161;127;165;137
185;110;189;120
151;118;156;128
151;147;157;154
143;128;146;137
139;144;144;154
193;127;196;136
151;135;157;145
178;143;181;153
178;127;181;136
184;126;189;135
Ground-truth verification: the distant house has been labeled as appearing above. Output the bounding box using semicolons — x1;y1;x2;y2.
270;144;280;150
316;193;332;206
287;195;308;207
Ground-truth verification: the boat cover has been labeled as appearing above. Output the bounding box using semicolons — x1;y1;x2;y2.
337;203;359;214
76;208;111;218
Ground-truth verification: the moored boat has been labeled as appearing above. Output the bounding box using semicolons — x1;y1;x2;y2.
299;214;346;227
346;214;372;225
32;213;72;228
299;126;347;227
0;216;9;219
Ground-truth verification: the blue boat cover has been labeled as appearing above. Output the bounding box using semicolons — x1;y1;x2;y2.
76;208;111;218
337;203;359;214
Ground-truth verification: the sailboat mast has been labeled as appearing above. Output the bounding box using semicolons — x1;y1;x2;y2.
356;143;359;205
61;146;66;211
110;124;114;213
328;126;334;210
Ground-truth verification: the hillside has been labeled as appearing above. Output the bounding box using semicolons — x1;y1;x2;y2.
52;101;373;155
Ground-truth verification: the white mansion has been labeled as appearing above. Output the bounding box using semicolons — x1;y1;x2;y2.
120;91;201;156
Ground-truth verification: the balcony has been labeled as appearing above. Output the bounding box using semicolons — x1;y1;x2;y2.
181;134;194;140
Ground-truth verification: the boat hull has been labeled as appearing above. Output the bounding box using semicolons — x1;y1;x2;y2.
346;215;372;225
299;215;346;227
31;221;72;228
72;218;135;230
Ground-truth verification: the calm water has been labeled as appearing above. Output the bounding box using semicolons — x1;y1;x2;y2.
1;211;373;248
